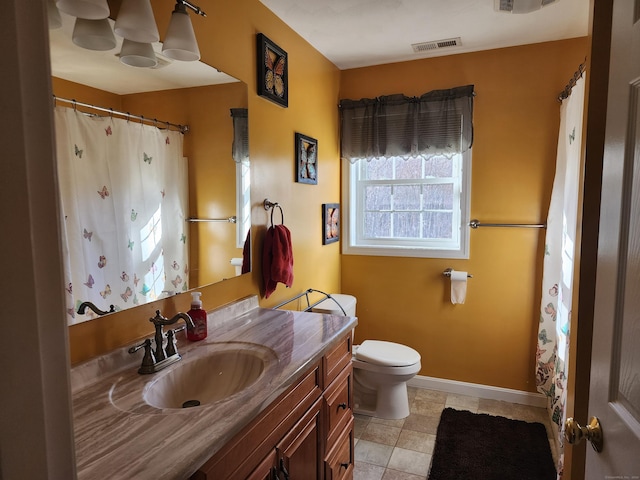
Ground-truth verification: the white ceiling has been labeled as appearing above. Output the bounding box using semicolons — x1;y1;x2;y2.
259;0;590;70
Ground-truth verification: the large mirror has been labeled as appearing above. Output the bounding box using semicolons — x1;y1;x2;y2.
49;10;250;325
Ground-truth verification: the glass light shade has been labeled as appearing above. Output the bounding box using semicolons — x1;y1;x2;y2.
72;18;116;51
119;39;158;68
55;0;109;20
161;4;200;62
114;0;159;44
48;0;62;29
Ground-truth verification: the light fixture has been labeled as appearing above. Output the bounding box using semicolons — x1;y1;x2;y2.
48;0;62;29
119;39;158;68
161;1;201;62
72;18;116;51
114;0;159;44
55;0;109;20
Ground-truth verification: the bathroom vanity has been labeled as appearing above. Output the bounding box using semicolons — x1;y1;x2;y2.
70;296;356;480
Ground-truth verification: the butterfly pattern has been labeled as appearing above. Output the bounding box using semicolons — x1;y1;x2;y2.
131;209;138;221
265;46;286;98
171;275;183;288
143;152;152;164
97;186;109;199
120;287;133;302
74;144;83;158
127;239;134;251
299;140;317;181
84;274;94;288
105;126;112;136
83;228;93;241
100;284;111;299
172;261;180;270
120;271;129;282
98;255;107;268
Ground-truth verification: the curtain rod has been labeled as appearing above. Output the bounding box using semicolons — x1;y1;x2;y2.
557;58;587;103
53;95;189;134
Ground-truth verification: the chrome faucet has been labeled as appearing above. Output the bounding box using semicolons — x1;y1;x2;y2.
77;301;115;316
128;310;194;374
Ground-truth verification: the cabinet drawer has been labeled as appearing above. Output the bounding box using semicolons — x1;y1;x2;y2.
323;333;352;387
324;419;354;480
324;363;352;447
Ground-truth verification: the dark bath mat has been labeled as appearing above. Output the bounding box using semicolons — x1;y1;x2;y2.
428;407;556;480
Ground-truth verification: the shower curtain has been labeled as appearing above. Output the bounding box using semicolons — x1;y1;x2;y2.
536;71;585;479
54;106;188;321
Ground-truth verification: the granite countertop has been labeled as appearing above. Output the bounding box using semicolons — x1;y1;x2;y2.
71;296;357;480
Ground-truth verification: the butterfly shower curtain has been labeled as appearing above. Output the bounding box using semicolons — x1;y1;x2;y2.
535;71;585;479
54;106;188;322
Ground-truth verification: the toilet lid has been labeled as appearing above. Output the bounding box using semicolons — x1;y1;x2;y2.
355;340;421;367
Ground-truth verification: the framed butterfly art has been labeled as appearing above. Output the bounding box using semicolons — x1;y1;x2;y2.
257;33;288;108
295;132;318;184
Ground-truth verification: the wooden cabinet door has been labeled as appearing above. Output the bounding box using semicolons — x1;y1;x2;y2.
247;449;277;480
276;398;323;480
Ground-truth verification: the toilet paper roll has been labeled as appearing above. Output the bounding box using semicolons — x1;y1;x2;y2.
450;270;468;305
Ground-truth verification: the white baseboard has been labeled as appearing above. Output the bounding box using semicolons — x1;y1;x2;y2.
408;375;547;408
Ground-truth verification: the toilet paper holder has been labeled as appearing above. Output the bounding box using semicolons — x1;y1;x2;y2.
443;268;473;278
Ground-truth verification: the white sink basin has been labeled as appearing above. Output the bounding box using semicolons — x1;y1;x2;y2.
106;342;275;412
143;343;274;409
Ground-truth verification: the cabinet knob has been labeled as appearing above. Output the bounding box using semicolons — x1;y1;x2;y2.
338;402;347;410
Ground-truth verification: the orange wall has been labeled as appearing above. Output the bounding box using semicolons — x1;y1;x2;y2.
62;0;342;364
340;38;588;392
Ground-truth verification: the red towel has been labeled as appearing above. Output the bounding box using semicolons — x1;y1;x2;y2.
241;229;251;274
263;224;294;298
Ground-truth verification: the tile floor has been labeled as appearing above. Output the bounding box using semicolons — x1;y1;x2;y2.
353;386;557;480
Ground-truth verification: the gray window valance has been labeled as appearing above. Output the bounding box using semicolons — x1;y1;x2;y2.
230;108;249;164
339;85;474;162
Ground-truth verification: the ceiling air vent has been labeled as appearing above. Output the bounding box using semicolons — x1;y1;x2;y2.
412;37;462;53
495;0;559;14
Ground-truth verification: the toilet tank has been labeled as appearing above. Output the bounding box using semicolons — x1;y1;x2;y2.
312;294;357;317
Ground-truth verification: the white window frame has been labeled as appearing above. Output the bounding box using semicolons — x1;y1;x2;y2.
341;150;471;259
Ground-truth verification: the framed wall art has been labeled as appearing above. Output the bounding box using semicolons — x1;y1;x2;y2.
256;33;288;108
322;203;340;244
295;132;318;184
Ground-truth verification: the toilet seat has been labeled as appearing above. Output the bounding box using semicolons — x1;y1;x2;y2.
355;340;420;367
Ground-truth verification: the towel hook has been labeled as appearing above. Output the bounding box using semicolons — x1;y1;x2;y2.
264;198;284;227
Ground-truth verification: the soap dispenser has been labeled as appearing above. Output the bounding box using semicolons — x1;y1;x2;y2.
186;292;207;341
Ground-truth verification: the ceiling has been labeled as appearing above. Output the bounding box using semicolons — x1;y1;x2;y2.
259;0;590;70
49;0;590;95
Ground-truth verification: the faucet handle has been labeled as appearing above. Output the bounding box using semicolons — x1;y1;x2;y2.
128;338;156;374
165;330;178;357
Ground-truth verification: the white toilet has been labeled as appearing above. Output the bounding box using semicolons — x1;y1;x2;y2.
312;294;421;419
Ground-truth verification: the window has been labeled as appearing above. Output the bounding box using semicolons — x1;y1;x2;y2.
343;151;470;258
340;85;474;259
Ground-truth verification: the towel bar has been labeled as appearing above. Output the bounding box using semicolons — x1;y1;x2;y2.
187;216;236;223
469;219;546;229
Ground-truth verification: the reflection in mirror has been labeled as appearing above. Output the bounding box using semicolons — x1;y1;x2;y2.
49;11;250;325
